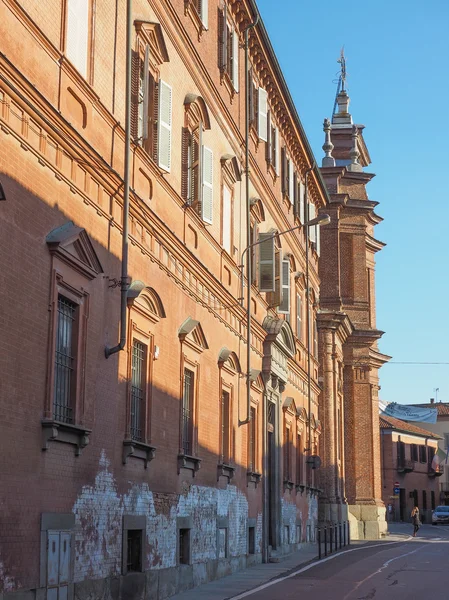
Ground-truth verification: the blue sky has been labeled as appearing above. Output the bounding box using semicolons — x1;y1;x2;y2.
256;0;449;404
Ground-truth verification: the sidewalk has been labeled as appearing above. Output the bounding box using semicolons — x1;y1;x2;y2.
168;544;318;600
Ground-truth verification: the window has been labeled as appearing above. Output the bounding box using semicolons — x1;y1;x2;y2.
284;425;291;481
218;528;228;558
65;0;91;79
281;151;294;204
222;184;232;254
219;4;239;91
278;258;291;315
248;407;257;472
182;369;195;455
258;233;276;292
220;156;240;255
127;530;143;572
46;530;72;596
397;441;405;464
411;444;418;462
179;528;191;565
130;340;147;442
221;390;230;464
419;445;427;463
431;491;436;510
53;295;78;424
257;88;268;141
296;434;303;485
182;123;213;224
189;0;208;28
428;446;435;468
313;320;318;357
266;112;279;174
422;490;427;510
248;526;255;555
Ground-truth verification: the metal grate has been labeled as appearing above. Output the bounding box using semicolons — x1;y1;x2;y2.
53;296;76;423
221;390;230;463
268;401;275;425
131;341;146;441
248;407;256;471
182;369;194;455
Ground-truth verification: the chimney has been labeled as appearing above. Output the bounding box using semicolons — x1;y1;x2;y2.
430;398;435;404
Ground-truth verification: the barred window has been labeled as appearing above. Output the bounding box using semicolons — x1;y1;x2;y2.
248;407;256;472
221;390;230;463
131;340;147;442
53;295;77;423
182;369;195;455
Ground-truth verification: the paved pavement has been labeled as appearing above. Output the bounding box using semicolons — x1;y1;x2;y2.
169;525;412;600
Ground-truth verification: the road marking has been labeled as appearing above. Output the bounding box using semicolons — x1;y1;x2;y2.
231;538;413;599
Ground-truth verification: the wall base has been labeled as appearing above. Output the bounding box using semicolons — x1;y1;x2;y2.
347;504;387;540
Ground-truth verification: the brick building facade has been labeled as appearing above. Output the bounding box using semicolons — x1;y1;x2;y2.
317;88;390;539
0;0;331;597
380;415;440;524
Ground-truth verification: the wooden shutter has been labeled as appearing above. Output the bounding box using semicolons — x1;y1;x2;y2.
201;146;213;224
266;110;272;164
258;233;275;292
232;29;239;91
278;259;291;314
141;45;150;142
220;4;227;71
296;293;302;340
270;247;282;307
66;0;89;78
293;172;298;217
131;51;141;142
274;126;280;175
299;180;305;223
281;148;287;195
249;69;255;124
200;0;208;29
309;203;316;242
222;185;232;253
258;88;268;141
157;80;172;171
288;162;294;204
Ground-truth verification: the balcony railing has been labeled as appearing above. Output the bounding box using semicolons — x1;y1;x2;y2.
428;464;444;477
397;459;414;473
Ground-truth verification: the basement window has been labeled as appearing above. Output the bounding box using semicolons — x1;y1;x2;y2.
248;526;255;555
127;530;143;572
179;528;191;565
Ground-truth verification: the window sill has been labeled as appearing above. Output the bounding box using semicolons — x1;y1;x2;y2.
283;479;295;492
123;439;156;468
247;471;262;487
217;462;235;482
41;419;91;456
296;483;306;495
220;70;237;102
178;453;201;476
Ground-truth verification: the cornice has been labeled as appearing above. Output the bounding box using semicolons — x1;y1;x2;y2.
341;170;375;184
366;233;386;253
347;327;385;347
316;310;353;341
369;347;392;368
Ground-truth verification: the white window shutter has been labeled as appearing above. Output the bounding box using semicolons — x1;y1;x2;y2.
201;146;213;224
66;0;89;78
316;223;321;255
278;259;291;314
232;30;239;92
296;293;302;340
288;162;294;203
266;111;272;164
157;80;172;171
274;126;280;175
258;88;268;142
222;185;232;253
299;180;305;223
47;532;60;586
200;0;208;29
258;233;275;292
59;532;71;585
309;202;316;242
142;45;150;141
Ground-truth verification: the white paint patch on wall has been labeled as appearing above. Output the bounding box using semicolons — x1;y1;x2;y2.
72;452;254;582
0;559;18;593
281;499;297;544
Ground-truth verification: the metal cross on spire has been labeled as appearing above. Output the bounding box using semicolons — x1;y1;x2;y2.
332;47;347;116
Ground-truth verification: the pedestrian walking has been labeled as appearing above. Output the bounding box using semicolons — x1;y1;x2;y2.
411;506;421;537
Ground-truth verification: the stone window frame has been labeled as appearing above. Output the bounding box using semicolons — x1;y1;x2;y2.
122;515;146;575
247;517;256;555
220;155;241;261
42;223;102;455
40;513;75;594
217;349;241;481
177;517;193;566
123;287;165;468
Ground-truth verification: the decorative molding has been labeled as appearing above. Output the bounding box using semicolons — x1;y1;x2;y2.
122;439;156;468
41;420;91;456
217;463;235;482
178;453;201;475
247;471;262;487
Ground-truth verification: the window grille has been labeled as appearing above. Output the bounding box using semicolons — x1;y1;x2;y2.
221;390;230;463
53;296;76;423
182;369;194;455
179;528;190;565
248;407;256;471
127;530;142;572
284;427;291;480
131;341;146;441
297;434;302;484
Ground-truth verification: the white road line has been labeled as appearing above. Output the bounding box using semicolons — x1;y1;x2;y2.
231;537;413;600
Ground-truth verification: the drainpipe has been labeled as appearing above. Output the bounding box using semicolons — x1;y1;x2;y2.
305;164;315;480
239;11;259;424
105;0;132;358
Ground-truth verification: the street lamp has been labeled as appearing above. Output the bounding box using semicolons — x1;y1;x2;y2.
239;211;330;427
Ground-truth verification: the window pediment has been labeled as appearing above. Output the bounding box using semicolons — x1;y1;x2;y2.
46;221;103;279
184;94;211;130
179;317;208;353
221;155;241;184
134;21;169;66
250;198;265;223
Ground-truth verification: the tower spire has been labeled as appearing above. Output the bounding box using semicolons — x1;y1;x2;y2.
322;118;335;167
332;48;352;126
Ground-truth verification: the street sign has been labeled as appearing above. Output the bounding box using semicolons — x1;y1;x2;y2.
390;495;399;499
394;487;400;494
395;481;400;487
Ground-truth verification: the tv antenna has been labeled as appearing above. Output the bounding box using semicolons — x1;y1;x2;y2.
435;387;440;403
332;47;347;116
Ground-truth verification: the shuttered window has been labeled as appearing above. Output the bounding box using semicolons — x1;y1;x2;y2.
157;80;172;171
222;185;232;254
220;6;238;91
274;126;280;175
201;146;213;224
309;202;316;242
299;180;305;223
296;293;302;340
288;162;294;204
258;88;268;142
258;233;275;292
200;0;208;28
47;531;72;597
66;0;90;78
232;30;239;91
278;259;290;314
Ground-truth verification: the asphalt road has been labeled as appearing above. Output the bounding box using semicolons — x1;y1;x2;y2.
234;524;449;600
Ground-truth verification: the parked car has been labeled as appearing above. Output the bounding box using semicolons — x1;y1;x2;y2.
432;506;449;525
